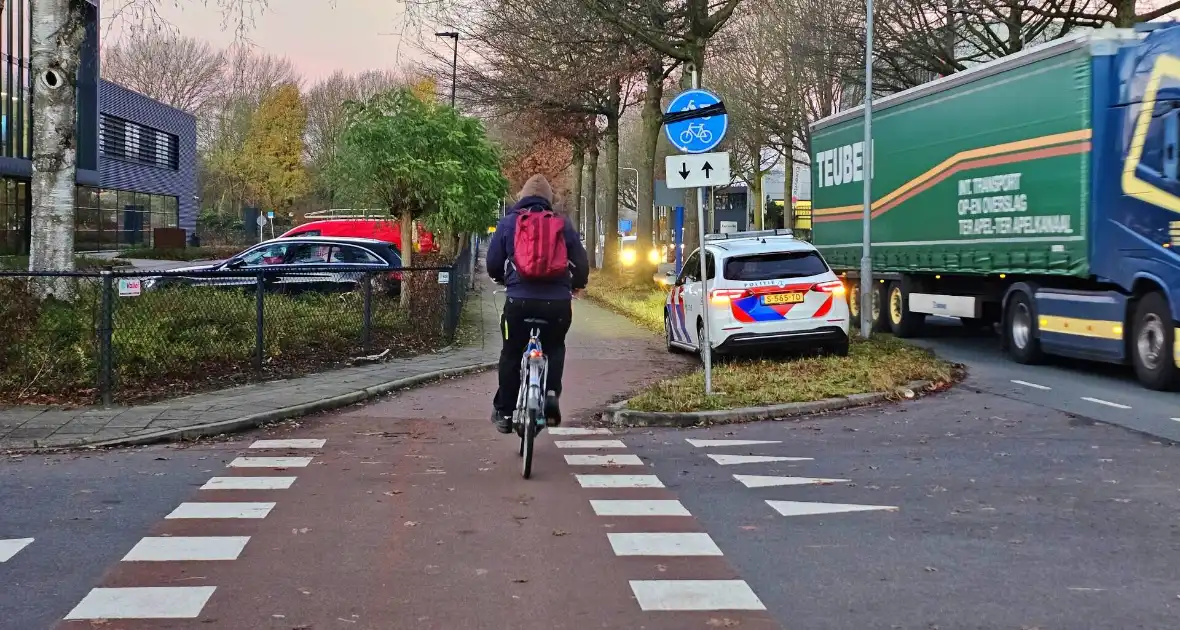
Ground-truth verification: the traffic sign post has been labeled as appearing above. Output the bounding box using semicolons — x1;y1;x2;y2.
662;71;729;395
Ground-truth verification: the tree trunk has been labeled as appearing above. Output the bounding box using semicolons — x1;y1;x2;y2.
636;60;663;281
784;158;794;231
750;172;763;230
399;210;413;308
585;139;600;269
28;0;86;284
570;144;584;233
602;90;622;274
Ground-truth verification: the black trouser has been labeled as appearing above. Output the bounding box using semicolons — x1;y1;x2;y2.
493;297;573;415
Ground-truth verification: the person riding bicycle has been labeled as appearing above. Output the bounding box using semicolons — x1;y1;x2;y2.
487;174;589;434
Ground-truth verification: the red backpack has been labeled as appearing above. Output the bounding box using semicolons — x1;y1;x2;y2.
512;208;569;280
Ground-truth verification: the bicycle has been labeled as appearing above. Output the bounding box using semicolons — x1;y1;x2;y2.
492;287;549;479
679;122;713;146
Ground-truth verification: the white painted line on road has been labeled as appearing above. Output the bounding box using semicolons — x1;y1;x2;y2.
165;502;276;520
1011;379;1051;390
548;427;612;436
767;500;899;517
629;580;766;611
608;532;723;556
65;587;217;620
123;536;250;562
734;475;848;488
248;439;325;449
590;499;691;517
686;439;782;447
200;476;297;490
575;474;665;488
228;456;313;468
564;454;644;466
1172;418;1180;423
554;440;627;449
1081;397;1131;410
0;538;33;563
707;454;813;465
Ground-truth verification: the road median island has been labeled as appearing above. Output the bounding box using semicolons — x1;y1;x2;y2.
584;271;960;426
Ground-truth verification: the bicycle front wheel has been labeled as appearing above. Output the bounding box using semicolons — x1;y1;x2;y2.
521;408;537;479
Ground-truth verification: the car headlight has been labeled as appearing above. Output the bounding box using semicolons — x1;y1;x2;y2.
647;249;661;265
620;249;637;265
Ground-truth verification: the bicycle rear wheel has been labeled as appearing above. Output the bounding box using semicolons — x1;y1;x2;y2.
521;408;537;479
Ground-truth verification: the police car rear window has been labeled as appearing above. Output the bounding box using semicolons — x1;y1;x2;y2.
723;252;829;281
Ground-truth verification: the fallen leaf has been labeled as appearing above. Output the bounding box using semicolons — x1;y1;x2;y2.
552;529;568;536
404;521;419;527
512;578;529;583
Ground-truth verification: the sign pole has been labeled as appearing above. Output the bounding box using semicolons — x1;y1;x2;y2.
859;0;875;339
690;66;713;395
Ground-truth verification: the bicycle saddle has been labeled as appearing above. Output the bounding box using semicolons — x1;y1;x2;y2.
523;317;549;326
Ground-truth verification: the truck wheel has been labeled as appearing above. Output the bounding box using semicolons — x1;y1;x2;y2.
1004;291;1044;364
886;281;925;338
848;282;861;325
1130;292;1180;391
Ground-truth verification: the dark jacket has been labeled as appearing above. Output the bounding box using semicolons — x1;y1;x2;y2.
487;196;590;300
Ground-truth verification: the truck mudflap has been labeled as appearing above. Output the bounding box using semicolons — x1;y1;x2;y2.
1032;289;1128;363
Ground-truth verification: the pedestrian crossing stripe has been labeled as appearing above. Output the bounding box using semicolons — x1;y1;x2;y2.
0;538;33;563
686;439;782;447
733;475;848;488
706;454;813;465
766;500;898;516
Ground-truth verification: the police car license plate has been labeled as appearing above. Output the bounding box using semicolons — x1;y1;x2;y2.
762;292;805;305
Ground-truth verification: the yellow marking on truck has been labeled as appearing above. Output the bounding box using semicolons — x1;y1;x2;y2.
1037;315;1124;340
1175;328;1180;368
1123;54;1180;216
814;129;1093;218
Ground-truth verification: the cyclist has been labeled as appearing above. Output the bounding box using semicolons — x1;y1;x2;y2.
487;174;589;434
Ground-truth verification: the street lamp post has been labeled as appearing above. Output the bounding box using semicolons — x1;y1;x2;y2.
435;31;459;108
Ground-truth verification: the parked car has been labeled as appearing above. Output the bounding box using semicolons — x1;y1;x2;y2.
279;219;437;254
664;229;850;356
141;236;403;294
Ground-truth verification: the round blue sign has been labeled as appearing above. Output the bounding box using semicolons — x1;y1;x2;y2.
664;88;728;154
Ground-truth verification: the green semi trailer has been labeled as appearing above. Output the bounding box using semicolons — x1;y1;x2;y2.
811;25;1180;390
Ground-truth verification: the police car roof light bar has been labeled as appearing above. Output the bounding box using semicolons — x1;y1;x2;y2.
704;228;794;242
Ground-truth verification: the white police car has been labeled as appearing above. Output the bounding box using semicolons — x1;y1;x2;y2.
663;229;851;356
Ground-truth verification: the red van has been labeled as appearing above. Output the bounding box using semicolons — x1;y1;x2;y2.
279;219;437;253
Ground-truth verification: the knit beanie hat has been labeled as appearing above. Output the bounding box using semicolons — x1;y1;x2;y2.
517;174;554;204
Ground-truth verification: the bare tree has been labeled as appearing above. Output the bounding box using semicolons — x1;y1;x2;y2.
304;69;403;171
101;31;225;113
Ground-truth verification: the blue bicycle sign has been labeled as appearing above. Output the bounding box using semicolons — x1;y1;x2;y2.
664;88;727;153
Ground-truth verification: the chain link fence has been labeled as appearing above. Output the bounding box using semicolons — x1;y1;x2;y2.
0;249;475;406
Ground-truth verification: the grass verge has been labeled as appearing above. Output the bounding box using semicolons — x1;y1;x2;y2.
117;246;241;261
585;270;666;334
626;336;955;412
584;269;955;414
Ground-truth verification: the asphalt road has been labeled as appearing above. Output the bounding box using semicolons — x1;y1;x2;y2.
630;387;1180;629
912;316;1180;443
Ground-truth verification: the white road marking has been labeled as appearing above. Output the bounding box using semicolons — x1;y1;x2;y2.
734;475;848;488
64;587;217;619
1011;379;1051;390
123;536;250;562
564;454;644;466
608;532;723;556
629;580;766;611
553;440;627;449
165;502;276;520
589;499;691;517
767;500;899;517
686;439;782;447
0;538;34;563
228;456;313;468
548;427;613;436
1081;397;1131;410
706;454;813;465
1172;418;1180;423
200;476;297;490
248;439;325;449
575;474;665;488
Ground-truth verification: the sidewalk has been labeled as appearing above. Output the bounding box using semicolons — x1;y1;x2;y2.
0;277;503;451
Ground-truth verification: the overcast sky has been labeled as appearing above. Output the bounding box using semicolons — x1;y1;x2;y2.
101;0;445;83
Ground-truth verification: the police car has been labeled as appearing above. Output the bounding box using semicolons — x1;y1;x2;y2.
664;229;850;356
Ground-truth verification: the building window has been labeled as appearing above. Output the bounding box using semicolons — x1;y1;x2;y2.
0;0;32;160
99;114;179;170
74;186;180;251
0;178;28;255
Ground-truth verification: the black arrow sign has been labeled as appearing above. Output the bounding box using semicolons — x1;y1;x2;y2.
678;163;691;179
702;162;714;178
